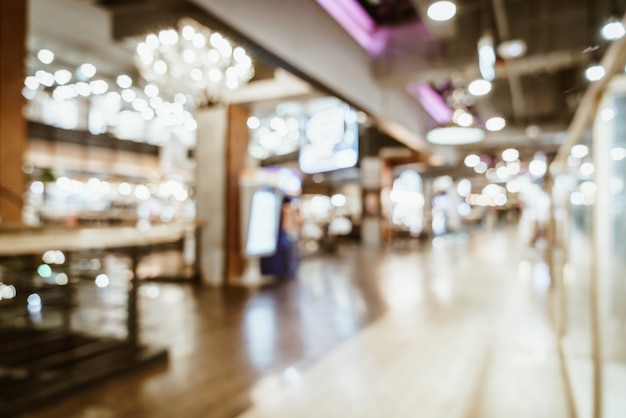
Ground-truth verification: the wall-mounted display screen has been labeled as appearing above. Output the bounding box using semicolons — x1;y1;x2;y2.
299;104;359;174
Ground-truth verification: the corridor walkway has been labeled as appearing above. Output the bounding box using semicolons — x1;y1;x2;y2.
23;225;570;418
240;227;570;418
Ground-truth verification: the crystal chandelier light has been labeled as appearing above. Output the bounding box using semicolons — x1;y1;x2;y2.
134;18;255;107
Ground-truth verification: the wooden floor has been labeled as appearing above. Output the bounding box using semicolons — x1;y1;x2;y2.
20;225;571;418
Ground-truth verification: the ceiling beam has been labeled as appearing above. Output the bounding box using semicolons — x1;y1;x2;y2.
375;49;591;87
492;0;526;122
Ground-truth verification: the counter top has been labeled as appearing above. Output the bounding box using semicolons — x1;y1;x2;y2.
0;222;196;256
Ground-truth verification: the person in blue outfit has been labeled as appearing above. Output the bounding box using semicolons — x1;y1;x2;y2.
260;196;300;279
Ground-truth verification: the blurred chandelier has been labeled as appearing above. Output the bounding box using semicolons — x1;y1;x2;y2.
134;18;254;107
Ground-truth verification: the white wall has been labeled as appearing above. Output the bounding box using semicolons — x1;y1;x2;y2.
192;0;434;153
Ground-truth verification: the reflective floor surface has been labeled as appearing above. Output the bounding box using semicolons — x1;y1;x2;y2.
21;225;569;418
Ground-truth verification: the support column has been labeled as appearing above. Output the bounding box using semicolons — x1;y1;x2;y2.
195;105;228;286
422;178;434;238
360;156;382;248
225;104;249;283
0;0;27;224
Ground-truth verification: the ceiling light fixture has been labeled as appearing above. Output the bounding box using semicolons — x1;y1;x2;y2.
75;82;90;97
497;39;527;59
35;70;54;87
24;76;39;90
116;74;132;89
54;69;72;85
427;1;457;22
485;116;506;131
467;79;492;96
134;18;255;107
501;148;519;162
37;49;54;65
585;64;606;82
601;18;626;40
571;144;589;159
78;63;97;80
478;33;496;81
529;152;548;178
453;109;474;127
426;126;484;145
611;147;626;161
464;154;480;167
89;80;108;95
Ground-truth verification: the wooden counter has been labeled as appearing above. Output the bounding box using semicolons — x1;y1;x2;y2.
0;222;196;256
0;222;196;415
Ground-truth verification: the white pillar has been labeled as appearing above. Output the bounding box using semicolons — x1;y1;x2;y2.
195;105;228;286
360;156;382;248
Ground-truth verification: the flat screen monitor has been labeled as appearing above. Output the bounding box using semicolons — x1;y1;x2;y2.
299;104;359;174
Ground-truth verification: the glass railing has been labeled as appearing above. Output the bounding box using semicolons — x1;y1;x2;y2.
548;42;626;418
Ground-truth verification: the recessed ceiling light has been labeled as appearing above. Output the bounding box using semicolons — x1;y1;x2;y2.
571;144;589;159
89;79;108;95
497;39;527;59
601;20;625;41
24;76;40;90
247;116;260;129
78;63;97;79
121;89;136;102
35;70;54;87
485;116;506;131
501;148;519;162
526;125;541;138
116;74;132;89
427;1;456;22
75;82;91;97
468;79;492;96
54;69;72;85
464;154;480;167
144;84;159;97
474;161;488;173
478;33;496;81
610;147;626;161
585;65;606;82
37;49;54;64
456;112;474;127
601;107;616;121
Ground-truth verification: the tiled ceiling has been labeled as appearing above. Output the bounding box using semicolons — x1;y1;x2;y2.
357;0;619;148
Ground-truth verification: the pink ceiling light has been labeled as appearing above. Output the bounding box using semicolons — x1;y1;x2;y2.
406;82;453;124
316;0;390;55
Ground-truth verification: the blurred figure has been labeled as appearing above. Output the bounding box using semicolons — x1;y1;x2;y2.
518;183;550;251
260;196;300;279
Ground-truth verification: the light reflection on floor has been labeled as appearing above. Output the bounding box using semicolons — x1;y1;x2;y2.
238;226;571;418
244;297;279;371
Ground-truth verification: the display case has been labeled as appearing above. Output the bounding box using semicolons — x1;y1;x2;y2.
0;222;198;415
